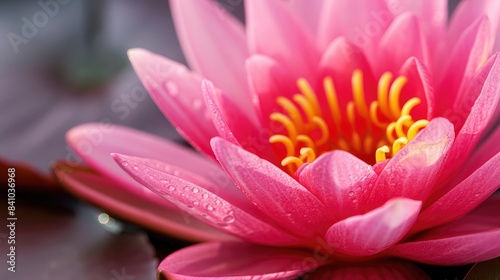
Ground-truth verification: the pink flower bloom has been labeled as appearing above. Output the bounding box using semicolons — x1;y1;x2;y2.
56;0;500;278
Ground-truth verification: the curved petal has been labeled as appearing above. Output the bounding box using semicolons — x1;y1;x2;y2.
283;0;323;36
435;16;491;118
53;162;232;242
297;150;377;221
245;55;298;123
66;123;230;208
448;0;500;53
245;0;319;81
318;0;392;58
399;57;435;120
113;154;305;247
440;53;500;180
202;80;277;164
366;118;454;210
413;152;500;232
157;242;320;280
169;0;252;111
128;48;217;157
388;0;447;63
212;137;332;239
325;198;422;257
377;12;428;75
389;196;500;265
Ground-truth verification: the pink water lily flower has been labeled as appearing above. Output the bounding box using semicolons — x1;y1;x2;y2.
55;0;500;278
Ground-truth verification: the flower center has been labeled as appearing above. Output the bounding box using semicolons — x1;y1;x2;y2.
269;69;429;174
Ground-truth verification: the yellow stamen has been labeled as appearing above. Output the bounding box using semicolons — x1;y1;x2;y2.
312;116;329;146
293;94;316;126
269;135;295;156
268;69;430;174
352;70;369;119
270;113;297;142
376;145;390;162
369;101;388;128
296;135;315;150
297;78;321;116
378;72;393;119
324;77;342;130
389;76;408;119
395;115;412;138
407;120;429;141
300;147;316;163
401;97;421;117
277;97;304;131
392;137;408;155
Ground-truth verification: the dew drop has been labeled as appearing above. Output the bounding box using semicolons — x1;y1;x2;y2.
132;165;139;171
215;199;221;205
122;161;129;167
184;186;190;192
160;179;169;184
352;199;358;203
168;185;176;191
348;191;354;197
202;193;209;199
206;205;214;211
223;215;234;223
285;213;292;217
192;187;199;193
193;201;199;206
165;81;179;96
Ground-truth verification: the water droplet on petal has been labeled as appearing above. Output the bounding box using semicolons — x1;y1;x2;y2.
223;215;234;223
202;193;209;199
160;179;169;184
122;161;128;167
348;191;354;197
132;165;139;171
165;81;179;96
192;187;199;193
206;205;214;211
215;200;221;205
168;185;175;191
285;213;292;217
193;201;199;206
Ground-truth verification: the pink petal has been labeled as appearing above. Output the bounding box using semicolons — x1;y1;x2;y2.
169;0;252;112
283;0;324;36
128;48;217;157
202;80;277;164
365;118;454;210
113;154;305;247
318;0;392;59
309;260;430;279
440;53;500;179
211;137;332;239
448;0;500;53
435;16;491;118
245;0;319;81
389;196;500;265
297;150;377;221
413;150;500;232
53;162;232;242
157;242;320;279
66;123;228;209
398;57;435;120
389;0;447;63
377;13;428;75
319;37;377;119
245;55;298;123
325;198;422;257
